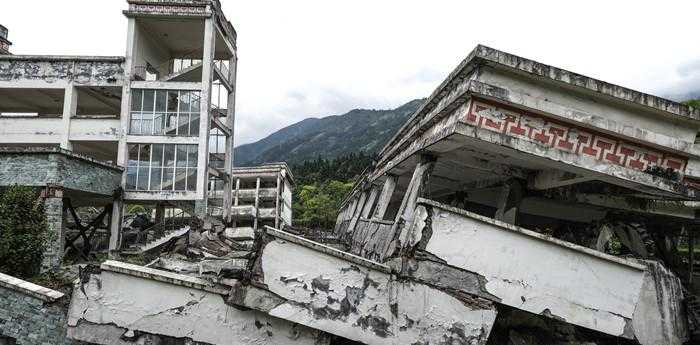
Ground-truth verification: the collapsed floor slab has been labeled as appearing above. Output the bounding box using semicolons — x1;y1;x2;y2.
229;227;498;345
67;261;330;345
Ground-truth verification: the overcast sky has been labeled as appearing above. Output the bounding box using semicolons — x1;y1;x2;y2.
2;0;700;144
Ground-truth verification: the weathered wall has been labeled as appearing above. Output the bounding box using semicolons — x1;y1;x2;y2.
0;57;124;86
68;262;328;345
401;199;687;345
0;151;121;195
0;274;72;345
237;229;498;345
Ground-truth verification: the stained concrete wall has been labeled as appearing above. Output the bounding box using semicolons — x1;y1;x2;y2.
402;199;687;345
234;228;497;345
67;261;328;345
0;273;71;345
0;150;121;195
0;56;124;87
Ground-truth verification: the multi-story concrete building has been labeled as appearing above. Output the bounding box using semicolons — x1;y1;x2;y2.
222;163;294;228
0;0;238;265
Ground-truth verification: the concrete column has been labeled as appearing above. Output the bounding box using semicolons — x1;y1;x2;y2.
494;179;523;225
108;199;123;255
196;17;216;205
234;178;240;206
360;185;379;219
275;174;281;229
117;17;137;168
348;191;368;233
391;155;436;253
254;177;261;229
42;186;64;271
372;175;397;220
61;85;77;151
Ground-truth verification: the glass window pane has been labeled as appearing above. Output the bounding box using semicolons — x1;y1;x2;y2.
126;166;137;190
137;167;150;190
129;115;141;135
155;90;167;112
175;168;187;191
190;112;200;136
131;89;142;111
143;90;155;112
190;92;200;111
150;167;163;191
187;145;198;167
167;91;179;112
162;167;174;191
186;168;197;191
128;145;139;166
164;113;177;135
178;114;189;136
151;144;164;167
176;145;188;167
164;144;175;168
179;92;190;113
138;144;151;166
153;113;165;135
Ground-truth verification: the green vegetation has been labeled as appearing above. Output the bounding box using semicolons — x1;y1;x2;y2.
0;185;50;279
291;152;372;229
683;99;700;108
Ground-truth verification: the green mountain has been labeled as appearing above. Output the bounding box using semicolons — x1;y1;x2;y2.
234;99;424;165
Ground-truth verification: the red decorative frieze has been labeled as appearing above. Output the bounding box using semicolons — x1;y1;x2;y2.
464;100;688;175
129;4;207;15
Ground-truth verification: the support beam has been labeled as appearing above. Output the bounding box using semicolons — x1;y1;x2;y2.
275;174;281;229
372;175;397;220
529;170;595;190
347;191;369;234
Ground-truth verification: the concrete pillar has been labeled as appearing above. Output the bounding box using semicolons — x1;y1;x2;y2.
117;17;137;168
254;177;261;229
372;175;397;220
223;54;237;224
61;84;77;151
108;199;123;256
494;179;523;225
42;186;65;271
275;174;281;229
391;155;436;253
360;185;379;219
196;17;216;205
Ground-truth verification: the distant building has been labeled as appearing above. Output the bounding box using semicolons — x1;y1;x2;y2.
0;25;11;55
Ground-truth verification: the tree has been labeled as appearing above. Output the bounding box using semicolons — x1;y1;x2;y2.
294;180;353;229
0;185;49;278
684;99;700;108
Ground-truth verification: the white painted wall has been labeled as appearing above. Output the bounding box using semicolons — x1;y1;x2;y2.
260;238;496;345
67;269;325;345
412;201;647;339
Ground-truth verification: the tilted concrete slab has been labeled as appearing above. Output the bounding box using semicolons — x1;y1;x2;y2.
402;198;687;344
229;227;498;345
67;260;329;345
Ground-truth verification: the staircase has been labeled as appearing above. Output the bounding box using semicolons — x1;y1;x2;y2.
122;210;194;255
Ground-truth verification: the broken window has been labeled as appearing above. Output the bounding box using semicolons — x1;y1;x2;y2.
127;144;198;192
130;89;200;136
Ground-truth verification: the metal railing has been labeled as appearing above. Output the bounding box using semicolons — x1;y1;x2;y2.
127;209;195;250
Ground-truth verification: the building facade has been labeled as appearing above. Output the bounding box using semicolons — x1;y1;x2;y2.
0;0;238;264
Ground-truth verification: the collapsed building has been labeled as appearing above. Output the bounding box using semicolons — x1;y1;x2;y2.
67;46;700;344
0;1;699;344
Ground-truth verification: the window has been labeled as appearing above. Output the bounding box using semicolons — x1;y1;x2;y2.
130;89;200;136
126;144;198;192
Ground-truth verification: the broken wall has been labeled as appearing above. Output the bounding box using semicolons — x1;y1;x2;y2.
0;273;72;345
68;261;328;345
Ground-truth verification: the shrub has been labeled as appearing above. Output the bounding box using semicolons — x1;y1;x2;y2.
0;185;50;278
